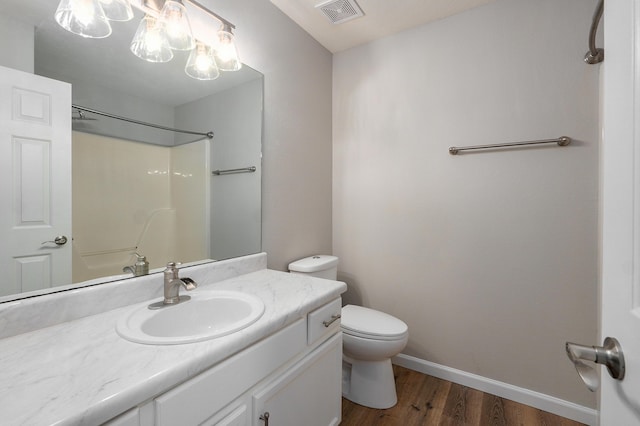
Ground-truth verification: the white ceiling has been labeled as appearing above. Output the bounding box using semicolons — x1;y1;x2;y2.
270;0;497;53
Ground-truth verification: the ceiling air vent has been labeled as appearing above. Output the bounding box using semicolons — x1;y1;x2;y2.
315;0;364;25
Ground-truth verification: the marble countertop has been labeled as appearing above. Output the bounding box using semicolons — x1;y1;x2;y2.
0;268;346;426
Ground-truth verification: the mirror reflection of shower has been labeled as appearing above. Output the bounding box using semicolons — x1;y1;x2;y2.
68;75;263;284
71;131;211;283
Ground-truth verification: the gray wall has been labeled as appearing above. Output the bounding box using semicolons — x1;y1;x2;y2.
204;0;334;270
46;72;176;146
0;15;33;73
333;0;599;408
175;78;263;260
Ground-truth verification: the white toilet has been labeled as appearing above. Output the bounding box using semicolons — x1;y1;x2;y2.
288;255;409;409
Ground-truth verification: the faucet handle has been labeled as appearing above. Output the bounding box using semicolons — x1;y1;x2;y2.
165;262;182;274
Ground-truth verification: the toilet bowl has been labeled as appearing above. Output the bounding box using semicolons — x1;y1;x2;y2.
341;304;409;408
288;255;409;409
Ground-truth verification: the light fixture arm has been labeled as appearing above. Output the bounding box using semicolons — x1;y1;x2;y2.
185;0;235;30
142;0;235;30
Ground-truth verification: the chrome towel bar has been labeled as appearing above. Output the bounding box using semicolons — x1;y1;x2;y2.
212;166;257;175
448;136;571;155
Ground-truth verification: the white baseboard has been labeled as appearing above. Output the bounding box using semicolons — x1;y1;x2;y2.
392;354;598;426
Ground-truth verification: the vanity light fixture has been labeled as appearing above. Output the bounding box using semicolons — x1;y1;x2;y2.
55;0;113;39
54;0;241;79
130;14;174;62
185;41;220;80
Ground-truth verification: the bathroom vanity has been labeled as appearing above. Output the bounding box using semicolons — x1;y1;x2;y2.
0;253;346;426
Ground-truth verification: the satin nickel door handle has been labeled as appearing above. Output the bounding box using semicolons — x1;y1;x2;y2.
259;412;269;425
566;337;625;391
42;236;68;246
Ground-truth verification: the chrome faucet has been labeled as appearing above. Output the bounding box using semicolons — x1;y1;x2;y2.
163;262;197;305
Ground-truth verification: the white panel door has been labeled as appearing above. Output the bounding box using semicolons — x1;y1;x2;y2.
0;65;72;297
599;0;640;423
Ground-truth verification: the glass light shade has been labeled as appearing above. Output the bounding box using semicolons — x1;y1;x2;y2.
160;0;195;51
54;0;112;39
214;26;242;71
130;15;173;63
185;42;220;80
99;0;134;22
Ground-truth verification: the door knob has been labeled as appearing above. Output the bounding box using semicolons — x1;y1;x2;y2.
41;236;68;246
565;337;625;391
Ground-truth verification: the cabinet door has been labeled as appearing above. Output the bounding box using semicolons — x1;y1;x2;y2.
253;333;342;426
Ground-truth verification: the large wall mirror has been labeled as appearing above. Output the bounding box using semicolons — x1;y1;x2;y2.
0;0;263;302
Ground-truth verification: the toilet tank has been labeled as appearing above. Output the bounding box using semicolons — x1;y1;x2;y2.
288;255;339;280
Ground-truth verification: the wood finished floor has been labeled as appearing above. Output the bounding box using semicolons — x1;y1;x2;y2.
340;365;585;426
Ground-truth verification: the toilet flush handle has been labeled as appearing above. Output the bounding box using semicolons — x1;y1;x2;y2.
323;314;341;327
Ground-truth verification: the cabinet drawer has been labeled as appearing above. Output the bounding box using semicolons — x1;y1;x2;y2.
307;298;342;345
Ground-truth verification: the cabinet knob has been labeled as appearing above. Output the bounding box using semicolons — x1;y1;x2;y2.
259;411;270;425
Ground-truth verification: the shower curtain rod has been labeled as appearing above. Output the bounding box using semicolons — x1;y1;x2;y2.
71;104;214;139
585;0;604;64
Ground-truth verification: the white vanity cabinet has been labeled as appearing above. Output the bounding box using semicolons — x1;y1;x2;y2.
130;298;342;426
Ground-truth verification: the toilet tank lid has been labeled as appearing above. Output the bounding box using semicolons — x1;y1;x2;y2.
288;255;339;273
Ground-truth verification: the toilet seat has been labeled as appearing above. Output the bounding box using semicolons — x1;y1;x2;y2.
341;305;408;341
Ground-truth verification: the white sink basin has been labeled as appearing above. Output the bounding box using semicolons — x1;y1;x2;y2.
116;290;265;345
